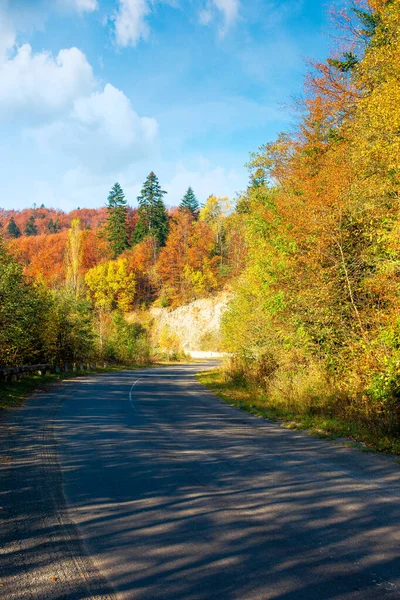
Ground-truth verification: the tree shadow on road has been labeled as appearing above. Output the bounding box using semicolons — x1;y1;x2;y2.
1;366;400;599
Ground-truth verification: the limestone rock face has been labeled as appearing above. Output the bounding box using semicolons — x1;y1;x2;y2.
151;292;231;353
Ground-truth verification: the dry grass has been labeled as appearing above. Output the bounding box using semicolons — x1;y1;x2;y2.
197;368;400;456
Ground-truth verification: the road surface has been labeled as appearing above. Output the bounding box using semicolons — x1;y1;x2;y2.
1;363;400;599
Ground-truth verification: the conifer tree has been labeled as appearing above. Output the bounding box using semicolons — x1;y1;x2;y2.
133;172;169;247
24;215;38;236
105;182;129;258
179;187;200;218
46;219;55;234
7;216;21;238
46;218;61;234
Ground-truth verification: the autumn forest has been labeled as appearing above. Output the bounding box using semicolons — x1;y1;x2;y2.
2;0;400;446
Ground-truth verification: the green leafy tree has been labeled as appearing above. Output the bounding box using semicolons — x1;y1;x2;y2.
24;215;38;237
179;187;199;218
7;216;21;238
133;172;169;247
103;312;150;364
104;183;129;258
45;289;95;366
0;239;48;367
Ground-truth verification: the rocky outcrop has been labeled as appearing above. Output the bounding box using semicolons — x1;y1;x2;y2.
150;292;231;353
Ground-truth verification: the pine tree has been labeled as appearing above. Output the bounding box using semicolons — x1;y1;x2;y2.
179;187;200;218
105;183;129;258
24;215;38;236
133;172;169;247
328;52;358;73
7;217;21;238
46;218;61;234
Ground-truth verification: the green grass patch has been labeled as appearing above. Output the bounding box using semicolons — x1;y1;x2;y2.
197;369;400;456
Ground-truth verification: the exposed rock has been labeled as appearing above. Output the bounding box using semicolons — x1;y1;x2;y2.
150;292;231;353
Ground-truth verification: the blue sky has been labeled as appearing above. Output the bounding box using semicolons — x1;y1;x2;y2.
0;0;334;210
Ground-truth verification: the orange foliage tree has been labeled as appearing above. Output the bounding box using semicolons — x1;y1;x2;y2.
157;211;219;305
9;232;68;287
124;236;159;303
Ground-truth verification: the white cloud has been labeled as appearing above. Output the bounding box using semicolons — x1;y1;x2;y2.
56;158;243;211
112;0;180;47
200;0;240;34
0;44;96;120
165;161;243;204
213;0;239;28
0;1;159;177
198;8;213;25
113;0;152;47
0;10;15;59
58;0;98;12
30;84;159;172
0;0;98;58
72;83;158;149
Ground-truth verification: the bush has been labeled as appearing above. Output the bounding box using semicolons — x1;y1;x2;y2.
45;289;95;366
103;311;152;365
157;325;184;360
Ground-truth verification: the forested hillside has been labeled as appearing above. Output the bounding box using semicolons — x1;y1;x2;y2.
0;173;244;368
1;0;400;443
221;0;400;442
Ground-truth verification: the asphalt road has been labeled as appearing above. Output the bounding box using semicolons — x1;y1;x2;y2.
1;362;400;599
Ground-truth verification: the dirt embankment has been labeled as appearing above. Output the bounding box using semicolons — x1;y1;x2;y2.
150;292;231;353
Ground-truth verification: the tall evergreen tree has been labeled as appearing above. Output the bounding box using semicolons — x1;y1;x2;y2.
179;187;200;218
24;215;38;236
133;172;169;247
7;217;21;238
105;183;129;258
46;218;61;234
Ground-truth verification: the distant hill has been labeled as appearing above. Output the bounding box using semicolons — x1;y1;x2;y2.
0;207;109;238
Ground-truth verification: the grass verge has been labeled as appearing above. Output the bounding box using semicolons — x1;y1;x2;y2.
197;369;400;456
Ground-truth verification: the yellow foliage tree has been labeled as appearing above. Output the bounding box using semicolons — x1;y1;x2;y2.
65;218;84;297
85;257;136;313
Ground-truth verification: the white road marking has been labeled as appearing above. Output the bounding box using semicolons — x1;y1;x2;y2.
129;379;141;410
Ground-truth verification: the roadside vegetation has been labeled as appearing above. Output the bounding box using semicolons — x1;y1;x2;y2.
217;0;400;452
197;369;400;455
1;1;400;449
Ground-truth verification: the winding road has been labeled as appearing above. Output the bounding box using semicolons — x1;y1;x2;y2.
1;363;400;599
